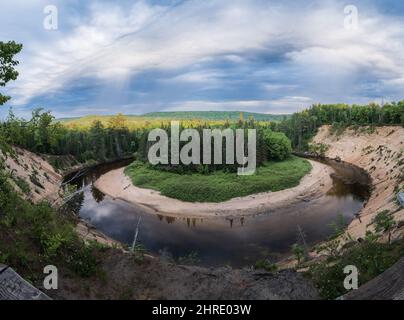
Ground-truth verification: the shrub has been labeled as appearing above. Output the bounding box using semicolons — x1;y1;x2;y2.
262;130;292;161
254;258;278;272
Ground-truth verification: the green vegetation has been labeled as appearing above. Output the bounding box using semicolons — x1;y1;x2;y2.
309;235;404;299
308;143;330;157
272;102;404;150
177;252;201;265
13;176;31;195
1;110;138;165
0;41;23;105
141;111;289;121
0;41;101;283
136;119;292;174
59;111;289;125
0;162;100;280
254;258;278;272
125;156;311;202
291;243;306;266
262;130;292;161
373;210;396;244
307;212;402;299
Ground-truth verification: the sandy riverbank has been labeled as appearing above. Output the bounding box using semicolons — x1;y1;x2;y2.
312;125;404;241
93;160;334;218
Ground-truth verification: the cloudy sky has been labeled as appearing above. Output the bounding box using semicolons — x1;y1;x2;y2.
1;0;404;118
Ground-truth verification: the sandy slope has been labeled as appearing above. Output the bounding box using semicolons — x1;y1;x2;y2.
94;160;334;218
2;146;121;248
312;125;404;241
2;146;62;204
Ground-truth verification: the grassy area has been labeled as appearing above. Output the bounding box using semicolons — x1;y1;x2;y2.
124;156;312;202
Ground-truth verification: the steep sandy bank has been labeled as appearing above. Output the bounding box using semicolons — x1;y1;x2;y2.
2;146;62;204
312;126;404;240
1;146;120;247
94;160;334;218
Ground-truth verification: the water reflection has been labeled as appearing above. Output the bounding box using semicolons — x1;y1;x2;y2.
66;159;370;267
91;186;105;203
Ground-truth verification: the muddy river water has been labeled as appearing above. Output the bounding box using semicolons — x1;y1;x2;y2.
66;159;370;267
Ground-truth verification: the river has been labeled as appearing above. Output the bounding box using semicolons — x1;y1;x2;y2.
65;159;370;267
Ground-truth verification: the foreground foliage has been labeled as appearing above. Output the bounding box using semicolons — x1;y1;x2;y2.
0;41;23;105
0;158;99;282
308;236;404;299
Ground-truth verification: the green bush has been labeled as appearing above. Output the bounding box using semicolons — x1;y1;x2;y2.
13;176;31;195
254;258;278;272
262;130;292;161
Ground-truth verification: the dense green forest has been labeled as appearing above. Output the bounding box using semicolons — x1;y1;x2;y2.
272;103;404;150
1;108;292;173
1;110;139;166
136;121;291;174
3;101;402;170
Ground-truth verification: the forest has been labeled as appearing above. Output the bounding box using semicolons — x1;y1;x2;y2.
1;101;403;174
1;110;139;165
272;102;404;150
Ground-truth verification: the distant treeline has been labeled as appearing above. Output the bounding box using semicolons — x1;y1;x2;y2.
142;111;289;122
0;110;138;164
1;101;403;169
0;109;292;172
271;102;404;150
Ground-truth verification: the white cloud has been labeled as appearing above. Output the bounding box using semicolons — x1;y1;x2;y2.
164;70;223;85
3;0;404;111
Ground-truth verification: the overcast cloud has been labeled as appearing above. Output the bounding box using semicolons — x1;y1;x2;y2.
1;0;404;118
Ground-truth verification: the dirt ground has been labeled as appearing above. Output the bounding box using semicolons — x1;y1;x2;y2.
47;249;319;300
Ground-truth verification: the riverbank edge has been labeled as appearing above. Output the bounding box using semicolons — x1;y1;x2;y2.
93;159;335;219
312;125;404;242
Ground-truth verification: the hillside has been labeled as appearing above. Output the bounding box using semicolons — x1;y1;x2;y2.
142;111;289;121
58;111;289;127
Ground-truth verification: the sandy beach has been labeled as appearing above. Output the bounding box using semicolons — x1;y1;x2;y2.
93;160;334;218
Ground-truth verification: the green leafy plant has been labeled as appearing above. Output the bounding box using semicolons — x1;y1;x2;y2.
291;243;306;266
254;258;278;272
373;210;396;244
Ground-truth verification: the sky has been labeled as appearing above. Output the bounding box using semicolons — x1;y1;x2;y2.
1;0;404;118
